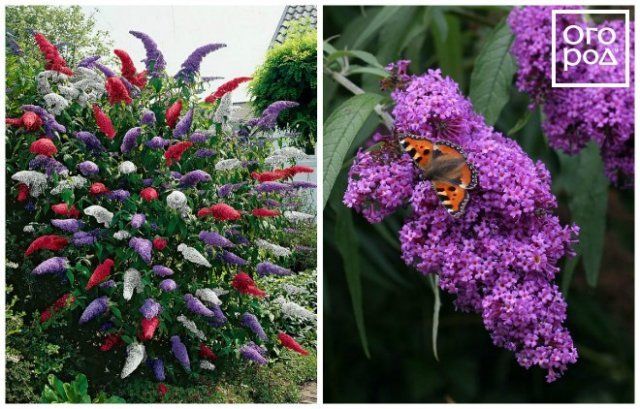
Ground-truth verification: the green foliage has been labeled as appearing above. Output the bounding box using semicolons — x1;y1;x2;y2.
324;5;632;403
6;6;112;65
250;20;317;153
41;373;125;403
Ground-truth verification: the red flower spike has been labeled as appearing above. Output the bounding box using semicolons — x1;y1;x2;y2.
140;187;159;202
208;203;242;221
252;208;280;218
30;138;58;157
90;182;110;195
204;76;252;103
251;170;287;183
105;77;132;105
158;383;168;398
199;343;218;361
92;104;116;139
282;165;314;178
86;258;114;290
6;112;43;131
51;203;80;218
100;334;124;351
114;49;147;87
231;272;266;298
34;33;73;76
25;235;68;256
164;141;192;166
41;293;75;323
139;317;160;341
165;100;183;129
278;332;309;356
153;237;168;251
40;309;53;323
17;183;30;202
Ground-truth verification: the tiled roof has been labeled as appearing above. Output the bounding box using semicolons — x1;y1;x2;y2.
270;5;317;47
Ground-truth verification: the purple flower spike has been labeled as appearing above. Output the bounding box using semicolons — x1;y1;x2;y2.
129;237;153;264
189;131;208;144
173;109;193;139
199;231;234;248
218;182;246;198
257;261;293;277
221;250;247;266
72;230;99;247
146;136;170;149
99;279;116;289
159;279;177;292
239;342;268;365
75;131;105;153
153;265;174;277
31;257;69;275
175;43;226;81
170;335;191;372
139;298;162;319
94;62;116;78
78;55;100;68
51;219;84;233
179;170;211;187
141;109;156;125
148;358;165;381
184;294;214;317
106;189;131;202
240;312;268;340
29;155;68;177
121;127;142;154
129;31;166;76
79;296;109;324
206;304;228;327
195;148;215;158
255;182;290;193
78;161;99;176
131;213;146;229
254;101;299;130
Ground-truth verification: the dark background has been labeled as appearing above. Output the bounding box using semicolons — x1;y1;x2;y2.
323;6;634;403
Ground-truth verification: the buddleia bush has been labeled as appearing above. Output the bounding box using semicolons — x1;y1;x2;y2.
6;29;317;400
249;20;317;153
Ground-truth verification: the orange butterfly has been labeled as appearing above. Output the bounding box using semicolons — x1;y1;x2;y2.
399;134;478;217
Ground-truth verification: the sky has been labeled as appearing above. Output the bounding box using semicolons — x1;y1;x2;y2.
81;5;284;102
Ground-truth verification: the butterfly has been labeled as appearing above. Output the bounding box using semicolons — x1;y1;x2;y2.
398;134;478;218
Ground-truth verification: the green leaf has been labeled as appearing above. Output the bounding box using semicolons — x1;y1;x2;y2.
469;19;517;125
432;7;448;42
334;205;369;358
507;108;533;136
325;49;384;69
347;65;390;78
427;275;441;361
74;374;88;396
323;93;383;208
431;14;464;87
557;142;608;287
352;6;403;49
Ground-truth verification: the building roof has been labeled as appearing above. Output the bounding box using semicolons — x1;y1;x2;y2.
270;5;317;47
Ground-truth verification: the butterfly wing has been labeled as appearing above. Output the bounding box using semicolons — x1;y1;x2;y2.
399;136;435;170
432;180;470;218
434;141;478;189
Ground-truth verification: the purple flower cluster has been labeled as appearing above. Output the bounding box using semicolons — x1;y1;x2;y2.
106;189;131;202
129;237;153;264
253;101;299;130
146;136;171;149
170;335;191;372
255;181;290;193
31;256;69;275
239;342;268;365
199;230;234;248
79;296;109;324
345;66;579;382
184;294;214;317
195;148;215;158
179;170;211;187
220;250;247;266
147;358;165;381
140;109;156;125
51;218;84;233
129;31;166;76
29;155;68;176
159;279;177;292
72;230;100;246
218;182;245;198
240;312;268;340
206;303;228;327
78;55;100;68
509;7;635;186
78;161;99;176
95;62;116;78
175;43;226;81
131;213;146;229
139;298;162;319
153;265;174;277
121;127;142;154
76;131;105;153
173;109;193;138
257;261;292;277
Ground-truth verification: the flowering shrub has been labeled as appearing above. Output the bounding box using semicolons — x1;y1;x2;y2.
6;30;316;397
508;6;635;187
